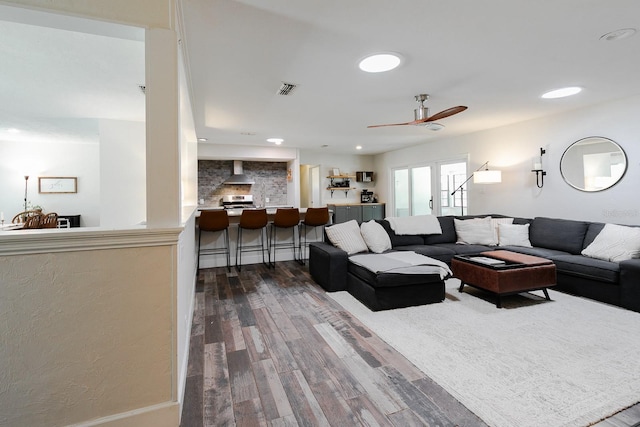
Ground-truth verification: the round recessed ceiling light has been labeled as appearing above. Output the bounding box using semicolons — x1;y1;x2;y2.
267;138;283;145
7;128;20;134
197;137;208;142
600;28;637;41
356;145;363;150
358;53;401;73
541;86;582;99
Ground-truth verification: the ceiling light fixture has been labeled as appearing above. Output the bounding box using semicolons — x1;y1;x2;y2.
7;128;20;134
600;28;637;41
541;87;582;99
267;138;283;145
356;145;362;150
197;137;208;142
358;53;401;73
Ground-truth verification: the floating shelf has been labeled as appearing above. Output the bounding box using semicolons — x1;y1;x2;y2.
327;187;356;197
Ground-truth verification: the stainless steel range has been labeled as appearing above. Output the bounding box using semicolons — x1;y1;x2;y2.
221;194;256;209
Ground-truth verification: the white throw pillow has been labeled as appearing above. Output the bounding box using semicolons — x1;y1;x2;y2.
360;220;392;253
454;217;496;245
325;220;369;255
498;223;533;247
582;223;640;262
491;217;514;243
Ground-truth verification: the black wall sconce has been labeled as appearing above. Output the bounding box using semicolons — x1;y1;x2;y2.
531;147;547;188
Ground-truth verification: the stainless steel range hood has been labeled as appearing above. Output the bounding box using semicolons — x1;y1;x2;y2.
223;160;255;185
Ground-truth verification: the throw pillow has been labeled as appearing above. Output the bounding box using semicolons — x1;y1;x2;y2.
491;217;514;243
581;223;640;262
360;220;392;253
325;220;369;255
454;217;496;245
498;223;532;247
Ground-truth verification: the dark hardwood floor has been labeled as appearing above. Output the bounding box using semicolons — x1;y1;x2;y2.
181;261;640;427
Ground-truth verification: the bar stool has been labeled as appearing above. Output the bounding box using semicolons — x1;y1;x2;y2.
197;210;230;272
236;208;269;271
269;208;300;268
299;206;330;264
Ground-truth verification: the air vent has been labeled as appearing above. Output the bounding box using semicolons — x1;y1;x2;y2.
277;82;297;96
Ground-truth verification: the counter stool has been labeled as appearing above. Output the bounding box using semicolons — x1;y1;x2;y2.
236;208;269;271
269;208;301;268
197;210;230;272
299;206;330;264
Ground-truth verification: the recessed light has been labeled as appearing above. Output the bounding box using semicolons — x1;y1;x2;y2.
358;53;401;73
541;87;582;99
197;137;207;142
600;28;637;41
267;138;283;145
356;145;363;150
7;128;20;134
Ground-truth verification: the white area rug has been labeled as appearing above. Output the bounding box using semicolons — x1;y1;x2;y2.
329;279;640;427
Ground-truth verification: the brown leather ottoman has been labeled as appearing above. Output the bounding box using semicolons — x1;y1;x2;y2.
451;250;556;308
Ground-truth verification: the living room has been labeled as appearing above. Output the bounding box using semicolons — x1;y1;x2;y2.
1;1;640;427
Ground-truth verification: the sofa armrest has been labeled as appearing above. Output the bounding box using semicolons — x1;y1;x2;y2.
309;242;348;291
620;258;640;313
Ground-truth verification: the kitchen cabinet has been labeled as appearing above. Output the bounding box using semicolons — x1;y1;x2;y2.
362;204;385;221
329;203;385;224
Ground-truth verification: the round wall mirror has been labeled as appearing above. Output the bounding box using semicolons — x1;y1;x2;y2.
560;136;627;192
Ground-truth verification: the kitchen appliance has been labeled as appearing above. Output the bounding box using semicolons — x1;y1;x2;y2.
360;189;374;203
222;194;256;209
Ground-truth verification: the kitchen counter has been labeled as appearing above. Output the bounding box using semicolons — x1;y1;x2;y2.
197;207;310;223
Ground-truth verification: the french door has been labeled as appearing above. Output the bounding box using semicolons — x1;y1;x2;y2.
392;165;433;217
392;159;467;217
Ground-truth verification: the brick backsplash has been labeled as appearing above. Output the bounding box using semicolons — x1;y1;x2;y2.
198;160;288;206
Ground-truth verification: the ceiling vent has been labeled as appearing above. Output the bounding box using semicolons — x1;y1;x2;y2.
277;82;297;96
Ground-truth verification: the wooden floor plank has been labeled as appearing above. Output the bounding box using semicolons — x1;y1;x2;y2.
203;343;234;427
252;358;294;421
227;349;260;403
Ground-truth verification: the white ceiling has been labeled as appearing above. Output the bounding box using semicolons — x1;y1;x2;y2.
181;0;640;154
1;1;639;156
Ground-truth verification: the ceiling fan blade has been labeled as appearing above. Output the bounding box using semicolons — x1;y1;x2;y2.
425;105;468;122
367;121;414;128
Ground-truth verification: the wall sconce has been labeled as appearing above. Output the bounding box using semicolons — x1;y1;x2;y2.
532;147;547;188
451;161;502;215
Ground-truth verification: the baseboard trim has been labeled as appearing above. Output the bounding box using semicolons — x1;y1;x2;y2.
69;401;179;427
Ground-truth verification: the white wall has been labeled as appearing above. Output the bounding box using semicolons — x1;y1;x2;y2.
299;150;376;206
0;137;101;226
374;95;640;225
99;119;146;227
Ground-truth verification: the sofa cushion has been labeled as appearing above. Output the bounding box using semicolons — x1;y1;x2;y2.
377;220;424;246
325;220;368;255
529;217;590;254
348;261;443;289
454;217;496;245
552;254;620;284
360;220;392;253
498;223;532;247
582;223;640;262
423;216;457;244
433;242;495;256
385;215;442;235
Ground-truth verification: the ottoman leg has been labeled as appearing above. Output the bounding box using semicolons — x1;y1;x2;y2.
458;282;465;292
543;288;551;301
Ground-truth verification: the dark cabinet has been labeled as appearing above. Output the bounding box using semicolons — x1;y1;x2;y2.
329;204;385;224
362;204;385;221
331;205;362;224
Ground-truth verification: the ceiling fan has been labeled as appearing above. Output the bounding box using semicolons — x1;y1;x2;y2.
367;94;467;128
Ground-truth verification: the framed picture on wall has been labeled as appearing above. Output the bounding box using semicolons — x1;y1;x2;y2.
39;177;78;194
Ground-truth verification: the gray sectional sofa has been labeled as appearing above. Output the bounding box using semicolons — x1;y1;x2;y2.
309;215;640;313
